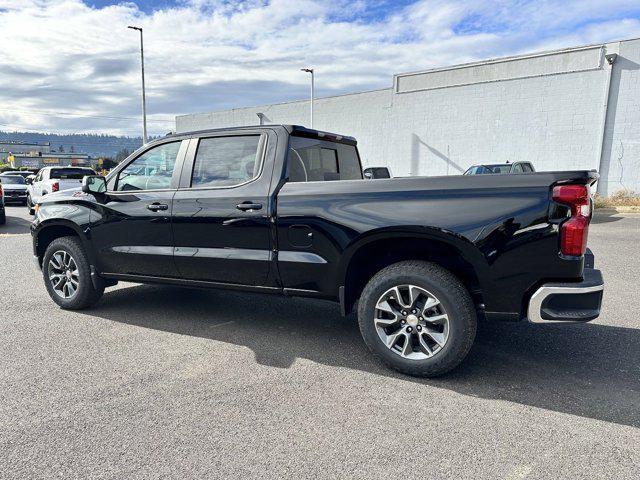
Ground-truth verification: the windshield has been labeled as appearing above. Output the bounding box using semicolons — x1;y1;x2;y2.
464;164;512;175
0;175;26;185
50;168;96;180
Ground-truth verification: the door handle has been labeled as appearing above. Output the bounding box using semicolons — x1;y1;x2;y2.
236;202;262;211
147;203;168;212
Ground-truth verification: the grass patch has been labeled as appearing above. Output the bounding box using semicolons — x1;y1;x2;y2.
594;189;640;208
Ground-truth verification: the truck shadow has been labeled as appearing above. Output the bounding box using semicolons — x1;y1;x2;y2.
85;284;640;429
1;211;32;235
591;211;624;224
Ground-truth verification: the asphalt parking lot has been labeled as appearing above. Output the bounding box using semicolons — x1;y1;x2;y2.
1;205;639;479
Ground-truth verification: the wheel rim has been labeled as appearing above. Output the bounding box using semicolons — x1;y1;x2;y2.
374;285;450;360
48;250;80;299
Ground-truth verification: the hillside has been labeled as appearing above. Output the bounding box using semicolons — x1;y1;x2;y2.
0;131;150;158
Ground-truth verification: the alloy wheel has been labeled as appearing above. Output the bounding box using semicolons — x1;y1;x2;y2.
48;250;80;299
374;284;450;360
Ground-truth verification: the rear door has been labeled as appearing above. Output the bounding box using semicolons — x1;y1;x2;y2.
171;130;275;286
276;134;363;294
90;139;188;278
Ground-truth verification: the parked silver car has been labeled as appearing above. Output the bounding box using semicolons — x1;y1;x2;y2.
0;175;28;205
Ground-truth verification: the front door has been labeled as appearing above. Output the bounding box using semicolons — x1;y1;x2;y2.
91;140;188;278
171;132;274;286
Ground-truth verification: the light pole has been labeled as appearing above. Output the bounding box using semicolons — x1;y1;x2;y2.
128;25;148;143
301;68;314;128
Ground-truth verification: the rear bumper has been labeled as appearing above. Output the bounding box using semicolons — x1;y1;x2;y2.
528;267;604;323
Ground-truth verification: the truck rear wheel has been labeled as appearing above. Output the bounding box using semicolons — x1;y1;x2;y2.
42;236;104;310
357;261;477;377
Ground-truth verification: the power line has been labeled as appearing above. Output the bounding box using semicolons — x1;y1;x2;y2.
0;134;150;148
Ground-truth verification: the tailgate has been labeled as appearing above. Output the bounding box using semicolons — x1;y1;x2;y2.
58;178;84;191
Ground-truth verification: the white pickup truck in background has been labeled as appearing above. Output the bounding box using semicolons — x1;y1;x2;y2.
27;166;96;215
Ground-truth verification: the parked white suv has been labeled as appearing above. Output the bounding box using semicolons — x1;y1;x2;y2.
27;167;96;215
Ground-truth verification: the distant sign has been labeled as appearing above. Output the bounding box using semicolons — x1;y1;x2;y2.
20;158;42;168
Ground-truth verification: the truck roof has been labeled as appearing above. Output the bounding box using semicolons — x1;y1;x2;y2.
169;124;357;146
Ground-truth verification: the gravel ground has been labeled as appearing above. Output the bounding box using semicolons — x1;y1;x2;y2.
1;206;639;479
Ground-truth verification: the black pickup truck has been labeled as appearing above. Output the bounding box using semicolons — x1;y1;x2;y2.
31;125;604;376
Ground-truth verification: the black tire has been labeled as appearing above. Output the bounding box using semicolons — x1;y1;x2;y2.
357;261;477;377
26;195;35;215
42;236;104;310
0;209;5;225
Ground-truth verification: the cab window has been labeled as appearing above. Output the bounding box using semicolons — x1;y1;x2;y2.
287;136;362;182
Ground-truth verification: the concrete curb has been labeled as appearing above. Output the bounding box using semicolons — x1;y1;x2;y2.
594;206;640;215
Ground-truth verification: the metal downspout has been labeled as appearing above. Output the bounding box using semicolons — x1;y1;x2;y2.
596;48;618;195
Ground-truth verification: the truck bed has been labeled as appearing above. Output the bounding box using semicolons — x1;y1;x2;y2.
275;170;598;318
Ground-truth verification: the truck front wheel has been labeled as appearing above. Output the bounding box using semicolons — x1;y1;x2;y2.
27;195;35;215
42;236;104;310
357;261;477;377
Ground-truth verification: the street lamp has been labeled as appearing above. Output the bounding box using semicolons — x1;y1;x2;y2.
301;68;314;128
128;25;148;144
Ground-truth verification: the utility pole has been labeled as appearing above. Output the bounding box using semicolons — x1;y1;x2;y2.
128;25;148;143
301;68;314;128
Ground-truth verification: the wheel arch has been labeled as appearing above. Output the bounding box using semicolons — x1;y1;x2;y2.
339;228;488;316
34;219;94;267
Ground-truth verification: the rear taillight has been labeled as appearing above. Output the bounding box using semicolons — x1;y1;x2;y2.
0;184;3;197
552;184;591;257
51;182;59;192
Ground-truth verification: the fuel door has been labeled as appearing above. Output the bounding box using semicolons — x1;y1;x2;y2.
288;224;313;248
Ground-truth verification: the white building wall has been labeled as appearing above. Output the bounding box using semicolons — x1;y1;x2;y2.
176;39;640;195
175;88;393;173
599;39;640;196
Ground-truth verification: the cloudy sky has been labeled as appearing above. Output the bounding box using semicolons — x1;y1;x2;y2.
1;0;639;136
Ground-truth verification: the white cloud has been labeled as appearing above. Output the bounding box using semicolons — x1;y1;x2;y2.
0;0;639;135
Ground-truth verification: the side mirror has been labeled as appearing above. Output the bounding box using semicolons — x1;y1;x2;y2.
363;167;392;179
82;175;107;195
25;177;33;185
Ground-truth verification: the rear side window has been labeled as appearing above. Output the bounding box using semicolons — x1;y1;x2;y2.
490;165;511;174
191;135;262;188
287;136;362;182
512;164;524;173
522;163;534;172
